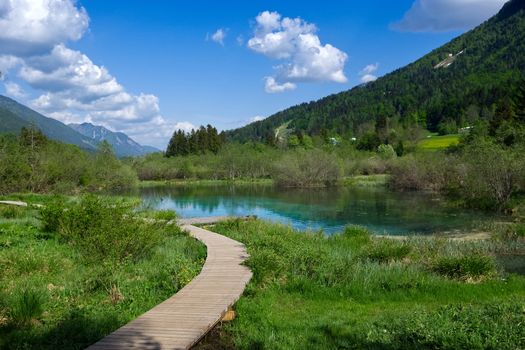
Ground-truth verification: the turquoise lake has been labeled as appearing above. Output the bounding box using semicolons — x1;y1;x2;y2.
139;184;504;235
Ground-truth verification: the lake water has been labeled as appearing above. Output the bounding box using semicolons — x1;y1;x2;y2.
138;184;504;235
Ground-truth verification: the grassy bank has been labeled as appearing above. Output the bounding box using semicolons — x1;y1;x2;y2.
140;175;388;189
139;178;274;188
199;219;525;350
0;196;205;349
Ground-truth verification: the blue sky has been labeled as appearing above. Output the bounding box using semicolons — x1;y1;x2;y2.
0;0;508;148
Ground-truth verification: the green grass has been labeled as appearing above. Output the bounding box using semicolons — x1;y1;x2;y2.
199;219;525;350
342;174;389;187
418;134;460;151
0;197;205;349
139;178;274;187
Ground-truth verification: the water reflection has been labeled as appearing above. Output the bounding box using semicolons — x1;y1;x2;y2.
138;184;503;235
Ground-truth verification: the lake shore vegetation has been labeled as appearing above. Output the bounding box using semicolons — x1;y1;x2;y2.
196;219;525;350
0;195;205;349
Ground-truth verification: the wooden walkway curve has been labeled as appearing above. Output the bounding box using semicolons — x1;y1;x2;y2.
88;217;252;350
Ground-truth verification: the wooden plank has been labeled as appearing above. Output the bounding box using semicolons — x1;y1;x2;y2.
87;220;252;350
0;200;28;207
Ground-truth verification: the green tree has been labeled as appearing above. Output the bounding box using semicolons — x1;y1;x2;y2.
515;81;525;122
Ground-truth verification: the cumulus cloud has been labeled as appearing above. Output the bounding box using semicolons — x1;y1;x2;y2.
0;0;89;56
20;45;122;101
0;55;22;74
359;63;379;83
4;81;26;98
0;0;187;148
392;0;507;32
174;121;197;132
264;76;296;93
210;28;227;45
248;11;348;93
250;115;265;123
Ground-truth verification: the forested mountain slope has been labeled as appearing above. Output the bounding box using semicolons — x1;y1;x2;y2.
69;123;159;157
227;0;525;142
0;95;97;151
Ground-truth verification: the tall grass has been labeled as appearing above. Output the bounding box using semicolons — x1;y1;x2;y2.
9;288;46;327
0;195;205;349
201;219;525;349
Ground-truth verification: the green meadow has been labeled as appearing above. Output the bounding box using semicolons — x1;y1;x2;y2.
0;197;205;350
197;219;525;350
417;134;460;151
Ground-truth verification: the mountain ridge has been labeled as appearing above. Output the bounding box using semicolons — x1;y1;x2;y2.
0;95;159;157
0;95;97;151
69;122;160;157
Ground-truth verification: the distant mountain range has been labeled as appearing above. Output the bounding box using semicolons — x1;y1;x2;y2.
0;95;97;151
0;95;159;157
69;122;159;157
227;0;525;142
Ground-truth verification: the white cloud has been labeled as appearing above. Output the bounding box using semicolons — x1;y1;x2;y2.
0;55;22;74
0;0;185;148
264;76;296;93
359;63;379;83
0;0;89;56
4;81;26;98
174;121;197;132
360;74;378;83
360;63;379;75
250;115;265;123
392;0;507;32
236;35;245;46
20;44;123;102
211;28;227;45
248;11;348;93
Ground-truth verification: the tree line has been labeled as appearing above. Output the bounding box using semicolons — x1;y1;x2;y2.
166;125;224;157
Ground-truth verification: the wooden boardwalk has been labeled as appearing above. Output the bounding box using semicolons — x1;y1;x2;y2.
88;217;252;350
0;200;28;207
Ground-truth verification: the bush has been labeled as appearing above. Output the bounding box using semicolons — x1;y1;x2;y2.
338;226;372;247
0;131;138;195
431;254;496;279
53;196;167;263
377;144;397;160
272;149;341;187
388;154;460;192
362;240;411;263
39;198;66;232
9;288;46;327
458;141;524;210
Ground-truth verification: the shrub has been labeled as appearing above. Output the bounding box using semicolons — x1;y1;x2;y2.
377;144;397;160
338;226;372;247
9;288;46;327
501;223;525;240
39;198;66;232
56;196;166;263
362;240;411;263
0;131;138;195
388;154;458;192
431;254;496;279
272;149;341;187
356;132;381;151
458;141;524;210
